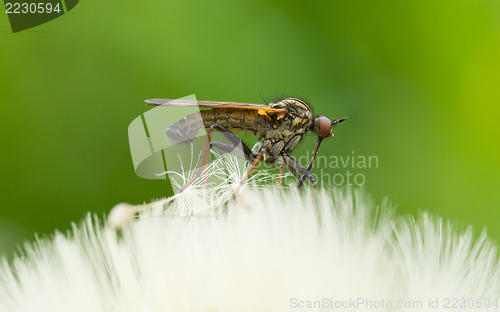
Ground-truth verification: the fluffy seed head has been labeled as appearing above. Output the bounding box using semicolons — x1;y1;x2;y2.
0;154;498;312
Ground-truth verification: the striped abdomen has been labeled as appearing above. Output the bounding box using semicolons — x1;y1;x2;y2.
165;108;269;143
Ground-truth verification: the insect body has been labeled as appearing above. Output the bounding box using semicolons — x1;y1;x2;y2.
145;97;345;190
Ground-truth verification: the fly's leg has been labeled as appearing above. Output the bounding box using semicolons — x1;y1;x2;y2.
298;137;324;189
211;140;268;202
206;124;277;189
233;147;267;199
175;126;213;194
277;166;285;188
178;123;258;194
282;153;317;188
211;129;279;195
206;123;262;163
111;124;261;227
282;154;317;205
209;124;254;158
210;141;254;162
210;140;268;188
241;147;266;185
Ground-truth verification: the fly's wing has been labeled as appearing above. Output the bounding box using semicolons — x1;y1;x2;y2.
129;95;264;194
145;98;288;116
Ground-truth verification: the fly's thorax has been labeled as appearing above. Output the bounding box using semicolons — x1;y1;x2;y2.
268;98;314;137
265;112;312;141
262;131;305;159
269;98;313;120
260;99;314;160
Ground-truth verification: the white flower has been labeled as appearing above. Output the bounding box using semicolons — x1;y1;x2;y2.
0;158;499;312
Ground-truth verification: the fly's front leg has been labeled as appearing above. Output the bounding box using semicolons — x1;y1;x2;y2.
297;137;324;189
282;153;316;188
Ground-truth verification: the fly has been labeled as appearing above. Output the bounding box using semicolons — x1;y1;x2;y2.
145;97;346;192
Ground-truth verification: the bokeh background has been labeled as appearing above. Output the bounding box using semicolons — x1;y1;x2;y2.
1;0;499;259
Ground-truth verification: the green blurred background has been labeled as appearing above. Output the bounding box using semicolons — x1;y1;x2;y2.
1;0;499;258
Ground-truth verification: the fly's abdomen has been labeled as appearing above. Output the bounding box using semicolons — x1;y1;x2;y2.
165;112;204;144
166;108;269;143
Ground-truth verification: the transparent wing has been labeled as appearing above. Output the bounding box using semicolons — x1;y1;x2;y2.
128;95;248;193
145;98;287;114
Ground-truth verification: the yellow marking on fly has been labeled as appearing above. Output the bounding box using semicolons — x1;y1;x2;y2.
276;112;287;120
258;109;272;120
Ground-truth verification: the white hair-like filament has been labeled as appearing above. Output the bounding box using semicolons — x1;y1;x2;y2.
0;154;498;312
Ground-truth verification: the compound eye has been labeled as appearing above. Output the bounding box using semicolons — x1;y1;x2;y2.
318;116;332;138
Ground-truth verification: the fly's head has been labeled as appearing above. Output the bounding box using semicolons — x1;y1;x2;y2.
312;115;347;138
